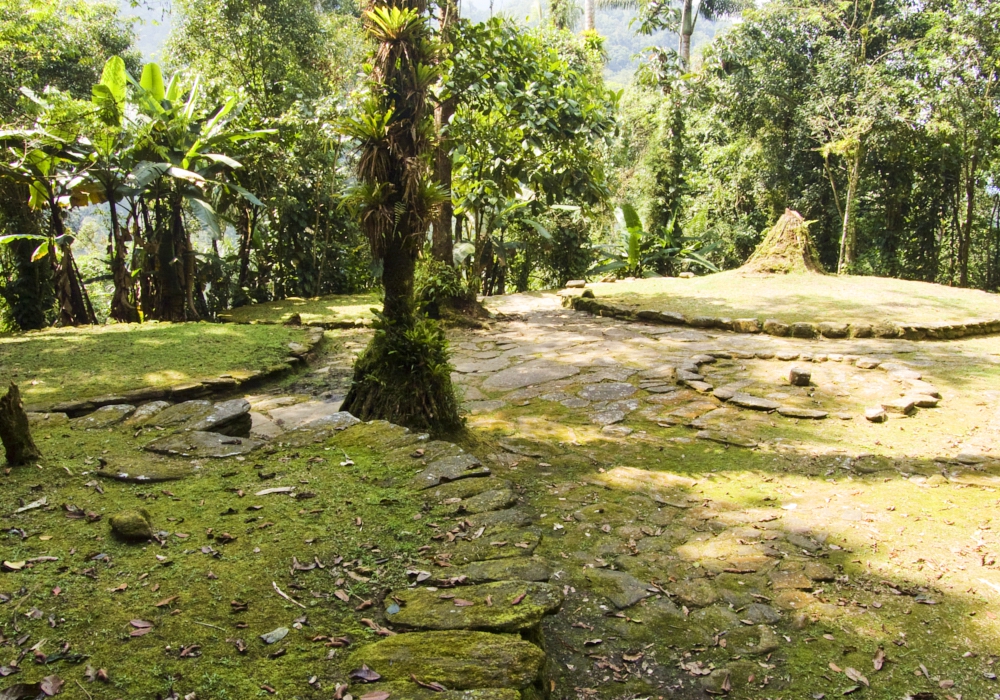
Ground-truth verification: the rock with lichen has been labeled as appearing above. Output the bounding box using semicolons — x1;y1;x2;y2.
109;509;153;541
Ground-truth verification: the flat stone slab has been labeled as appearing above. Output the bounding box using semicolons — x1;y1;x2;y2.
579;568;651;609
578;382;636;401
730;394;780;411
349;683;520;700
446;529;541;564
70;404;135;429
186;398;252;436
769;570;813;590
268;400;352;429
452;557;553;583
452;488;517;515
481;360;580;391
386;581;563;632
346;630;544;690
696;430;758;448
464;400;506;414
143;431;263;458
464;508;534;530
777;406;828;419
882;398;916;415
453;357;511;374
411;454;491;490
590;409;625;425
123;401;171;427
140;399;213;428
27;412;70;429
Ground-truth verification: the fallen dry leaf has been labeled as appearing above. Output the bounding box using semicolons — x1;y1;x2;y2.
349;665;381;683
154;595;178;607
844;667;869;687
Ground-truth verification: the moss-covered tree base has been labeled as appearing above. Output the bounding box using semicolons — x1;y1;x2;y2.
341;315;463;434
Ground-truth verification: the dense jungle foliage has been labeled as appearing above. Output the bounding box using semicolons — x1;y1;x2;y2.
0;0;997;332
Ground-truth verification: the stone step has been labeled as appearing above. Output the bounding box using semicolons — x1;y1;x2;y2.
386;581;563;632
143;431;263;458
346;630;544;691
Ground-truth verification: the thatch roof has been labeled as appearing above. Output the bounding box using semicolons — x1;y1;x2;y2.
742;209;824;275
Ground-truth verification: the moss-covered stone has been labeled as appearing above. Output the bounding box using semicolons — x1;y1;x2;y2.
69;404;135;429
452;556;553;583
387;581;562;632
352;681;521;700
109;508;153;540
346;630;545;690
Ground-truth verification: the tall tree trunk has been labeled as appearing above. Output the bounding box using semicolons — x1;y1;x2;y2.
959;152;978;287
152;195;190;321
679;0;694;67
432;0;458;266
48;198;96;326
108;197;140;323
837;145;863;274
584;0;595;31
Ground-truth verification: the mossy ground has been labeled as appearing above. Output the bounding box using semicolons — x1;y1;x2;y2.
4;297;1000;699
577;271;1000;325
220;294;381;326
0;323;312;406
0;419;448;698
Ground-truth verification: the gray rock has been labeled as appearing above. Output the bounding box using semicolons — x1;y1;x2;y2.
788;367;811;387
464;508;534;530
676;369;704;382
565;280;586;288
601;424;633;437
268;401;354;430
855;357;881;369
881;398;916;415
387;581;563;632
482;360;580;391
143;431;263;458
124;401;171;427
639;364;677;380
777;406;828;419
732;318;761;333
412;454;490;490
865;407;887;423
769;570;812;590
776;352;799;361
729;394;779;411
447;529;541;564
696;430;758;448
454;488;517;515
669;578;719;608
745;603;781;624
464;400;506;414
70;404;135;430
187;398;252;436
580;568;651;609
345;630;545;690
762;319;790;336
590;409;626;425
578;382;636;401
260;627;289;644
690;354;717;365
908;394;940;408
453;557;553;583
681;380;714;393
818;322;850;338
789;322;818;338
139;400;213;428
27;412;69;428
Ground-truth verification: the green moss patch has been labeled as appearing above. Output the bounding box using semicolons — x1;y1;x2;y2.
0;322;311;406
577;271;1000;325
220;294;381;326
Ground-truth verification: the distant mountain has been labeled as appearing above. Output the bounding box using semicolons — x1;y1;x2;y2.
113;0;731;84
116;0;172;61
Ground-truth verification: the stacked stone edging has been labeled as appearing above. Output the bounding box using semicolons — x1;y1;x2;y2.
565;294;1000;341
24;326;326;417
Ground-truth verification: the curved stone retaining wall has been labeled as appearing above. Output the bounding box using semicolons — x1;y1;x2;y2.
566;294;1000;341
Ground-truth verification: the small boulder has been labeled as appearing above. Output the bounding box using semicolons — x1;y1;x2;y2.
865;407;887;423
855;357;881;369
881;398;916;415
732;318;761;333
788;367;811;387
565;280;587;288
110;509;153;541
762;319;790;336
789;322;818;338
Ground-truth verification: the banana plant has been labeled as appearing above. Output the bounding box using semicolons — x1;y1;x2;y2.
591;202;719;278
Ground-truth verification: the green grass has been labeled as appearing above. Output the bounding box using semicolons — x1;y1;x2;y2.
590;271;1000;325
220;294;381;326
0;422;428;699
0;322;310;406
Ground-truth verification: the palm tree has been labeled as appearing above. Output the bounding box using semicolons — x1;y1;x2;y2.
677;0;749;66
583;0;637;33
340;0;461;432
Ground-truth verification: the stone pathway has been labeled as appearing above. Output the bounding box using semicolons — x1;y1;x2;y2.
27;290;1000;699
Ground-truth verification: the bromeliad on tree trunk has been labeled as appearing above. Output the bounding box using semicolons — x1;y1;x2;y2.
340;0;461;433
